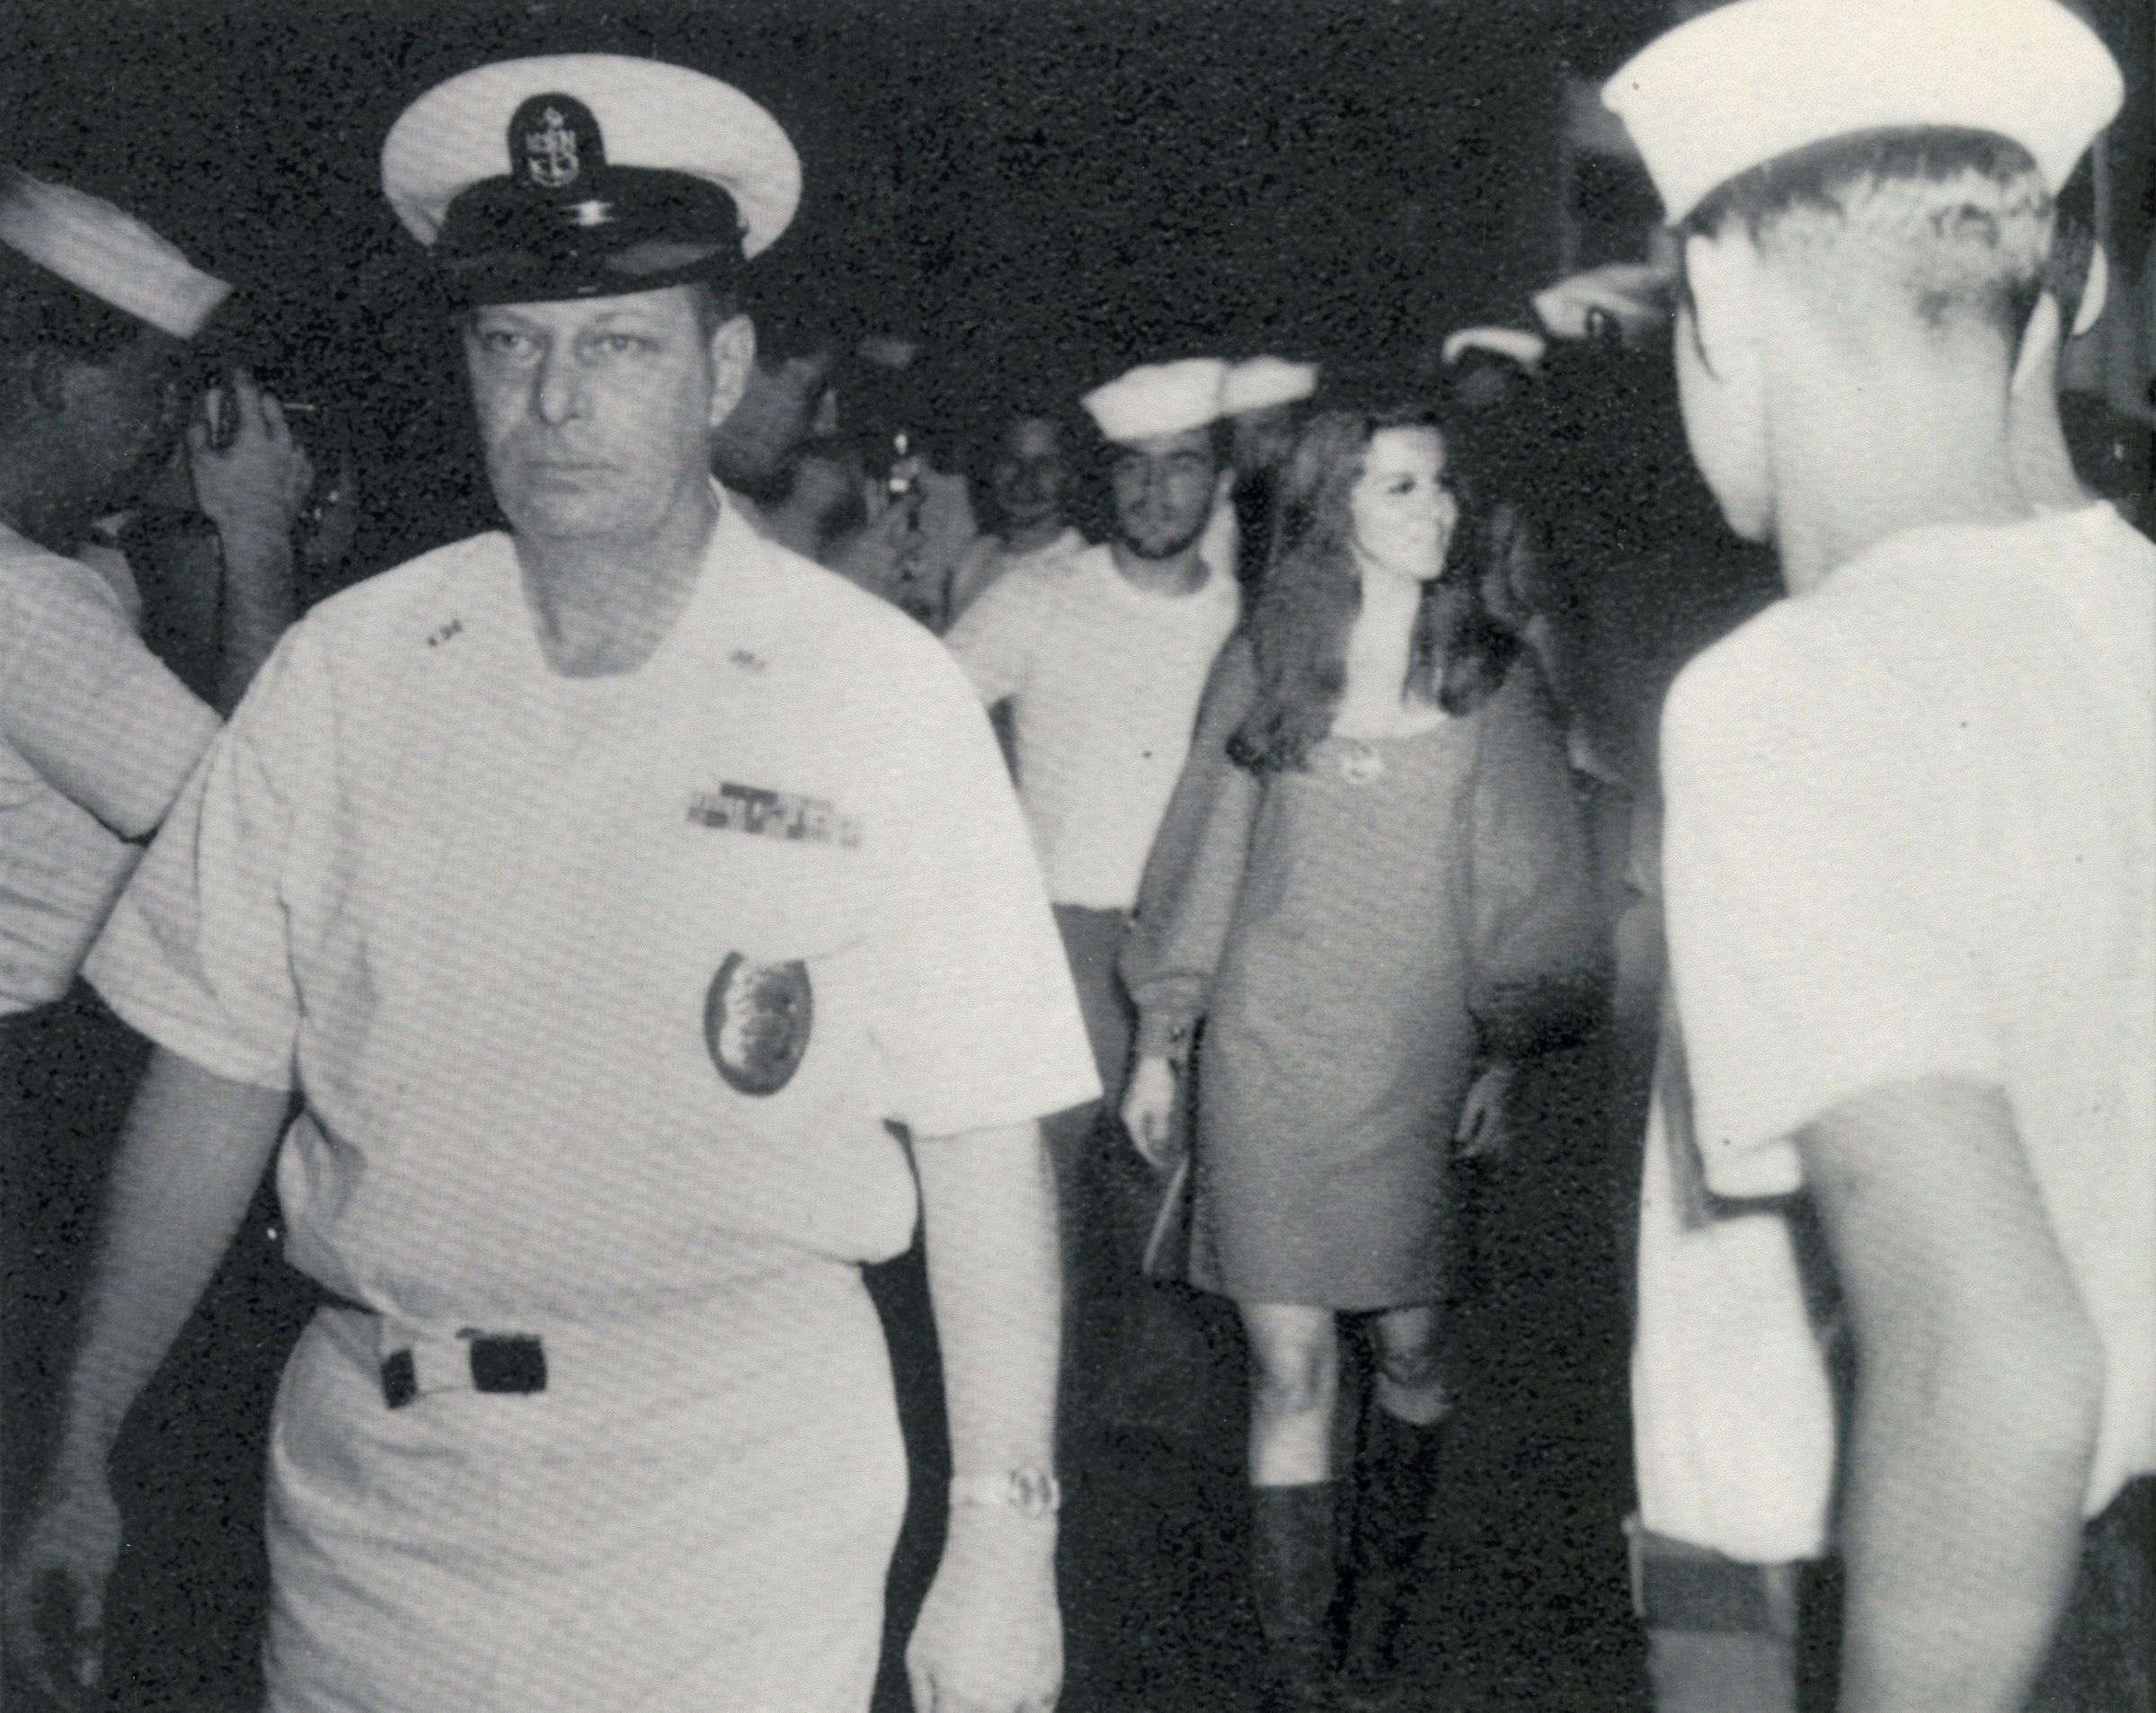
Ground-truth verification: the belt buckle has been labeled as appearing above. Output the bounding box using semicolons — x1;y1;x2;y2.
379;1332;547;1407
466;1333;546;1396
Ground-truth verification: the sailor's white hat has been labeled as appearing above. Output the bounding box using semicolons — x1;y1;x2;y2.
1083;358;1229;445
1604;0;2123;225
1220;356;1318;416
0;170;229;341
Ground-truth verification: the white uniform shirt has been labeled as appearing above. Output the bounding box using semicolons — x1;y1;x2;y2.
944;543;1239;911
86;501;1099;1324
1645;503;2156;1562
1632;1006;1845;1562
0;520;218;1016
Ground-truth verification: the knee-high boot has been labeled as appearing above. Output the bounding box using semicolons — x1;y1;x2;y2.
1341;1407;1450;1709
1249;1480;1341;1711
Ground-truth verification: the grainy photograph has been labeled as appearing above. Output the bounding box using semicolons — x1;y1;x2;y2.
0;1;2150;1709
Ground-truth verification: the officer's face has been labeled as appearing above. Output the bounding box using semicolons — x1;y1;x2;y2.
1109;426;1218;561
464;286;751;546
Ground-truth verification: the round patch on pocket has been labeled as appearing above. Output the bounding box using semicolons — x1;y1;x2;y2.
705;954;814;1096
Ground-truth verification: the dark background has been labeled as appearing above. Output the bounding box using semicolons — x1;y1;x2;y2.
4;0;2147;384
0;0;1669;368
4;0;2144;570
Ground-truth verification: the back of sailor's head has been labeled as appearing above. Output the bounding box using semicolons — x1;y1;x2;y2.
1604;0;2123;342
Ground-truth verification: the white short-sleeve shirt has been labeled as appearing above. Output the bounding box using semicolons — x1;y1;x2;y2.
1648;503;2156;1555
943;543;1238;910
0;520;220;1016
86;501;1098;1324
1632;1005;1845;1562
944;526;1087;626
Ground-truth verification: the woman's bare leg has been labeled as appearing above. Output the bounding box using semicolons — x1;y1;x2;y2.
1241;1300;1344;1485
1370;1302;1449;1425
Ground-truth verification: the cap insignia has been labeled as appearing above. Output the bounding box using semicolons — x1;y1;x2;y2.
510;93;605;193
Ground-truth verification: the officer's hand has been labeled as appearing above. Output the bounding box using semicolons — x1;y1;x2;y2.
1453;1059;1520;1164
187;370;315;564
1119;1055;1183;1173
2;1462;122;1706
907;1512;1060;1713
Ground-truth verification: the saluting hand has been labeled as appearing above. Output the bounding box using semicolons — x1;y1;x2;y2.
187;369;314;574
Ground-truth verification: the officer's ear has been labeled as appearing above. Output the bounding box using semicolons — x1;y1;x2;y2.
706;313;756;430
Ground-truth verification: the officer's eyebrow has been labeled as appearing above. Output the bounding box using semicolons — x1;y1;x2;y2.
466;305;670;336
466;305;546;330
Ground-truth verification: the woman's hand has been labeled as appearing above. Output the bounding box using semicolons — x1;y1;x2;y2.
1120;1055;1184;1172
1453;1059;1520;1163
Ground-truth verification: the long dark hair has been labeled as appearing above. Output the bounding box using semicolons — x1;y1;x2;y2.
1227;402;1516;776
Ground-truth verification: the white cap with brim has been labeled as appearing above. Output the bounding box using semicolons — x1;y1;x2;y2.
383;55;801;302
0;170;229;341
1604;0;2124;226
1083;358;1229;445
1220;356;1318;416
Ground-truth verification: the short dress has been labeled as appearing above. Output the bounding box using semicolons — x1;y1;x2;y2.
1122;637;1601;1309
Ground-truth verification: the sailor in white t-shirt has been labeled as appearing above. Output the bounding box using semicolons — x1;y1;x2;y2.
0;530;218;1019
945;358;1239;1057
3;58;1096;1713
0;172;302;1023
944;356;1240;1437
1607;4;2154;1710
0;178;307;1576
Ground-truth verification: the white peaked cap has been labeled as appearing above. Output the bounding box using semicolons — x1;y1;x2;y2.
1442;326;1548;369
1082;358;1229;445
1530;261;1673;343
1220;355;1318;416
383;54;802;260
1604;0;2124;225
0;170;229;341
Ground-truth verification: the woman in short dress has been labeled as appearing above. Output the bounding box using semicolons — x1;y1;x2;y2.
1121;401;1601;1709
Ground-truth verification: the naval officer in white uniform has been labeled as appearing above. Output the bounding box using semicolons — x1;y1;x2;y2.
4;54;1096;1713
